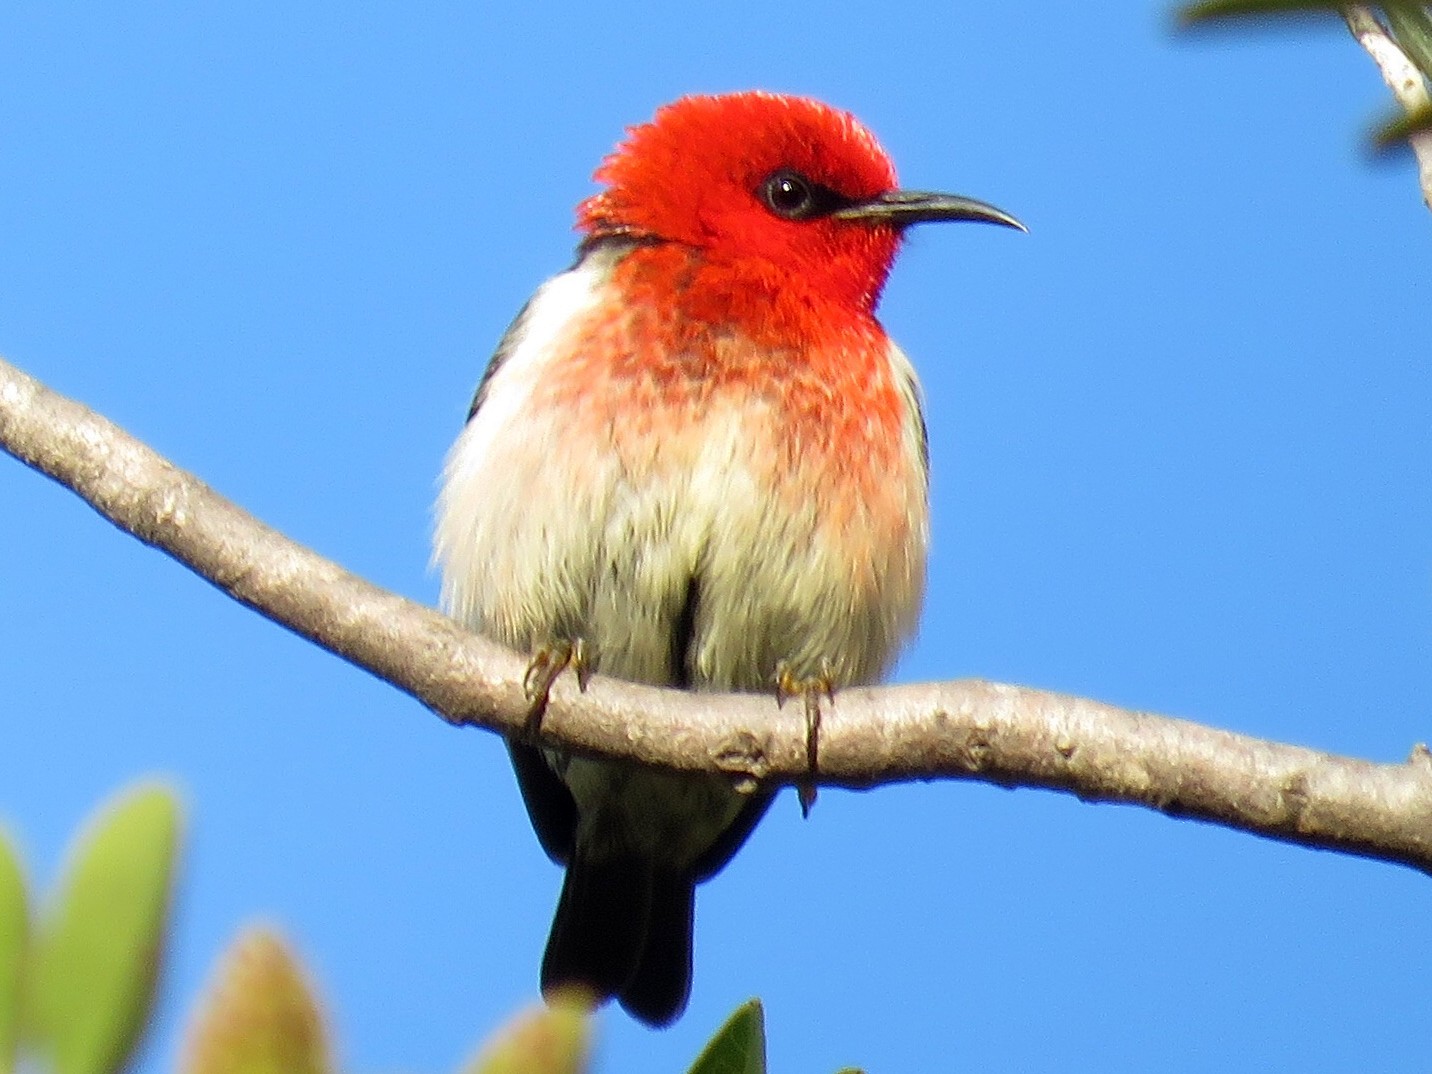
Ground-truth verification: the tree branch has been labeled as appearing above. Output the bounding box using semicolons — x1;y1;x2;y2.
1345;5;1432;211
3;354;1430;874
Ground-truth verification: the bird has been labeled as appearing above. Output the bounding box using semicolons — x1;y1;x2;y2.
434;90;1022;1027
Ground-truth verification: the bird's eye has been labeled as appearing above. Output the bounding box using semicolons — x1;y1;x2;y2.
760;170;819;220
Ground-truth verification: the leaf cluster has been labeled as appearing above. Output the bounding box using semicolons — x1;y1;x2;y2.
0;784;855;1074
1179;2;1432;148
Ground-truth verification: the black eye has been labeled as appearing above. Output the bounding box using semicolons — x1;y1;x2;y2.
758;170;857;221
761;170;818;219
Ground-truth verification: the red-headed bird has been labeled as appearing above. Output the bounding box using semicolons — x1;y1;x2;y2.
435;91;1022;1026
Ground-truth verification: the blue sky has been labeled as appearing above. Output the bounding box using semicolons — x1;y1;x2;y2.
2;3;1429;1072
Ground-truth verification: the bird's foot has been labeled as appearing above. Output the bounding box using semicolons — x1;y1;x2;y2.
775;658;835;817
522;638;592;738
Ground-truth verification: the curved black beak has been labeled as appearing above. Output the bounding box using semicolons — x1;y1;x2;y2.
833;190;1026;232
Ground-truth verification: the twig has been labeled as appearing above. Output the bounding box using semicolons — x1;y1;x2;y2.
2;354;1430;874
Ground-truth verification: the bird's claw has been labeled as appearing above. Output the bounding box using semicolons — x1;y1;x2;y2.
522;638;591;737
775;658;835;817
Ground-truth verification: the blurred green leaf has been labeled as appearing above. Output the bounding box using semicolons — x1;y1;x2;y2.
1181;0;1343;24
686;1000;765;1074
1372;99;1432;148
27;782;182;1074
460;988;592;1074
0;827;28;1072
1384;5;1432;79
179;926;333;1074
1179;0;1430;26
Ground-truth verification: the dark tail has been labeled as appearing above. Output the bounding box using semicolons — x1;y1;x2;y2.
540;855;694;1027
618;869;694;1026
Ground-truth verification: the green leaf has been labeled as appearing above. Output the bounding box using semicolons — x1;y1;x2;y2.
686;999;766;1074
1384;5;1432;81
1180;0;1352;26
178;926;333;1074
27;782;182;1074
460;989;592;1074
0;826;28;1072
1178;0;1430;27
1372;100;1432;150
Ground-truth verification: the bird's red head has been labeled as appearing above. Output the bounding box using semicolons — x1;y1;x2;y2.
578;92;1023;317
578;92;903;315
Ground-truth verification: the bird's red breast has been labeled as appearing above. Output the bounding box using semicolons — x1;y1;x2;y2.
528;240;922;592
